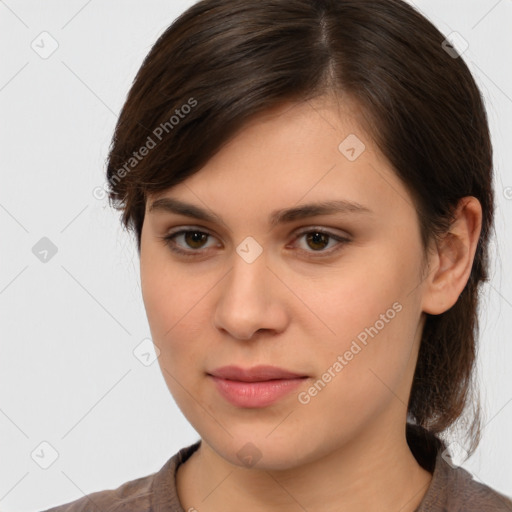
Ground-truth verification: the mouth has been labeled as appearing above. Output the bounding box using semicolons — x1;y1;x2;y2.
208;364;308;382
207;365;309;408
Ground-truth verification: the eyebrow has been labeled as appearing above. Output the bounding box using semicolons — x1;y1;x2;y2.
148;197;373;227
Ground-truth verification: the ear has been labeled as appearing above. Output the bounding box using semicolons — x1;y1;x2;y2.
421;196;483;315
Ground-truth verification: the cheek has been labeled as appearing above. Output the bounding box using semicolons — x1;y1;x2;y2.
140;252;215;380
302;244;422;391
308;246;417;341
141;243;203;337
297;301;419;443
142;275;206;358
142;267;208;409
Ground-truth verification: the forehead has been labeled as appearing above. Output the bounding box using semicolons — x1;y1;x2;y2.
147;97;417;225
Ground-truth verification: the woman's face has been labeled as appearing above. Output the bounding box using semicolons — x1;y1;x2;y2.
140;96;431;469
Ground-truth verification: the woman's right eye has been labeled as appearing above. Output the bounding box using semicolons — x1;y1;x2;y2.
159;229;219;258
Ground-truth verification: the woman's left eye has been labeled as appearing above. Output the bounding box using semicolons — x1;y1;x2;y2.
159;228;350;258
292;229;350;253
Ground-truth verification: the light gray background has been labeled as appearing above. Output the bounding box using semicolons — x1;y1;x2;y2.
0;1;511;511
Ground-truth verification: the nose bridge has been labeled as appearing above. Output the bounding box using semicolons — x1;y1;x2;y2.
224;245;269;311
213;242;285;339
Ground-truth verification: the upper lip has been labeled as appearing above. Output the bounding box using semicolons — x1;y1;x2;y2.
208;365;307;382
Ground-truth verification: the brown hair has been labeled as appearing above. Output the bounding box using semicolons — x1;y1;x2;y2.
105;0;494;455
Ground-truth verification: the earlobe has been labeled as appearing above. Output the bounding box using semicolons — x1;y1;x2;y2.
421;197;482;315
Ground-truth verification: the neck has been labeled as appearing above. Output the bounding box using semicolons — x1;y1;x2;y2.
176;423;433;512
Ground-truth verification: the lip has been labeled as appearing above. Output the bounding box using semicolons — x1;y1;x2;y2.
208;365;308;408
209;365;306;382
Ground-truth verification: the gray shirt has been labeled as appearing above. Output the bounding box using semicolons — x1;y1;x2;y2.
40;434;512;512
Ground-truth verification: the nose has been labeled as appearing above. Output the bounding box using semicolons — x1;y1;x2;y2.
212;248;289;341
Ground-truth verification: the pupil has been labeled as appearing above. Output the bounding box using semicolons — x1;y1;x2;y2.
186;232;206;248
308;232;328;250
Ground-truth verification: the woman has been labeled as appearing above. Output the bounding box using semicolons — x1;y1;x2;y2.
42;0;512;510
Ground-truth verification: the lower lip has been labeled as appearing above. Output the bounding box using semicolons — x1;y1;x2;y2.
209;376;307;408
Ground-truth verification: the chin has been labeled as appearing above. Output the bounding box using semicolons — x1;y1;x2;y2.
204;430;321;471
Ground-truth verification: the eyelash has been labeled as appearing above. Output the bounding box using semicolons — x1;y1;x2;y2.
158;227;351;259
